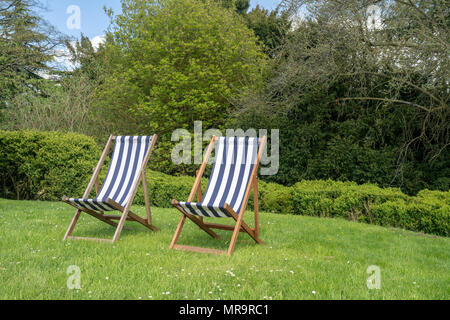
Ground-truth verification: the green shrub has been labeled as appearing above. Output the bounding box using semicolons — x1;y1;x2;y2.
370;200;449;237
258;180;294;214
0;130;101;200
287;180;448;236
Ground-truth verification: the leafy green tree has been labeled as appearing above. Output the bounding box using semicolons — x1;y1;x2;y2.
2;32;111;140
65;34;106;83
233;0;449;194
211;0;250;14
211;1;291;55
98;0;266;174
0;0;64;111
245;5;291;55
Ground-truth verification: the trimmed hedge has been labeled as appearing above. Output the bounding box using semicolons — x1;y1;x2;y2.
258;180;448;236
1;130;448;237
0;130;101;200
131;172;449;237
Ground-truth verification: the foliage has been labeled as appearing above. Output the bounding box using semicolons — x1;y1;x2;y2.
0;0;65;111
262;179;449;237
245;5;291;55
65;34;107;83
232;0;450;194
212;1;292;56
211;0;250;14
1;73;110;137
97;0;266;174
0;130;101;200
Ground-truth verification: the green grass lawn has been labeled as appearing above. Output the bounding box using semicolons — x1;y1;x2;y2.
0;198;448;300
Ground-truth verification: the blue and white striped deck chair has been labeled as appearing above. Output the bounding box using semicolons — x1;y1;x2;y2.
62;135;158;243
171;135;267;256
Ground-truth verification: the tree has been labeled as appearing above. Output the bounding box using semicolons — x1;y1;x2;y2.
98;0;266;174
0;0;64;111
211;0;250;14
245;5;291;56
233;0;449;193
2;31;111;140
65;34;106;83
1;73;107;136
211;1;292;56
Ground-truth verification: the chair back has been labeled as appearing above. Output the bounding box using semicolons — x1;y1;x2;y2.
97;136;154;207
201;136;259;215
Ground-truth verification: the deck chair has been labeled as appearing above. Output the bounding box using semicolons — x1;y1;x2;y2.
62;135;159;243
170;135;267;256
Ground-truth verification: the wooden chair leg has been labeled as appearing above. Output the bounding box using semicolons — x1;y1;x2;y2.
196;170;203;223
170;215;186;249
225;204;263;245
63;201;120;241
227;216;244;256
112;209;130;242
63;209;82;240
254;176;259;238
105;198;158;232
141;171;152;225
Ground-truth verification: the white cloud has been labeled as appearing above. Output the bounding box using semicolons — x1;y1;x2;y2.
48;35;106;73
91;35;106;50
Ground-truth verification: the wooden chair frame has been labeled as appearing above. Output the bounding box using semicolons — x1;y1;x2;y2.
62;134;159;243
170;135;266;256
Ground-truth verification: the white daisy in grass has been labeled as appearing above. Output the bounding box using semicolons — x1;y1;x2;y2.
226;270;236;277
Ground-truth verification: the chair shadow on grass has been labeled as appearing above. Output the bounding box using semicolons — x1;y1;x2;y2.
71;213;157;239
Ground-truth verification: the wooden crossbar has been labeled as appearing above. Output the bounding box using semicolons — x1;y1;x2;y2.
172;244;226;255
202;222;245;232
66;236;113;243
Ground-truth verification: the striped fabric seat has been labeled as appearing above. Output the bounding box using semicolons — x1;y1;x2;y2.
65;136;154;213
178;137;258;218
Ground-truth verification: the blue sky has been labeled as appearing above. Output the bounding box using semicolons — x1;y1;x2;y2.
38;0;281;40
